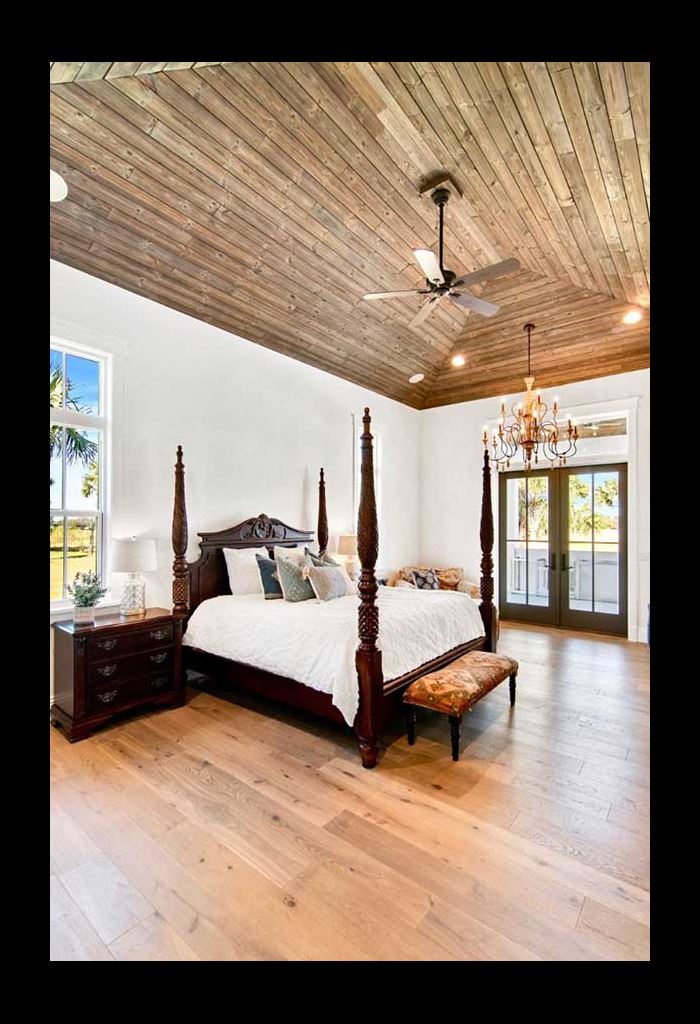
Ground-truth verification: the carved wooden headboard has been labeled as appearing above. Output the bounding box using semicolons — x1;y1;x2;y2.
185;513;315;617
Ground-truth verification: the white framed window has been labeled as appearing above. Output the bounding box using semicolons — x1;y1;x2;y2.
50;337;111;607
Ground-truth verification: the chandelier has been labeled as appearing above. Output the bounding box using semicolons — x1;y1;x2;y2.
483;323;578;471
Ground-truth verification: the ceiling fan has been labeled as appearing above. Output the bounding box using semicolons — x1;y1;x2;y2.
363;186;519;329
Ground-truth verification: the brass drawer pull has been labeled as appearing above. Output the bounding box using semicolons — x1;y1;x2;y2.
150;676;168;689
97;689;119;704
149;629;168;641
96;639;118;652
97;664;118;678
149;652;168;665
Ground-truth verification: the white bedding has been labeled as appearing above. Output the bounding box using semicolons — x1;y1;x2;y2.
183;587;485;726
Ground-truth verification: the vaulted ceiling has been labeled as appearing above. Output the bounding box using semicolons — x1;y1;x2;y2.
50;62;650;410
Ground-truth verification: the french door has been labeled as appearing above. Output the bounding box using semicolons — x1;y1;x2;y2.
498;464;627;636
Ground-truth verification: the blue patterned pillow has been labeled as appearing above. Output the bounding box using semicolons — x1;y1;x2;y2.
412;568;440;590
276;556;315;602
255;554;283;600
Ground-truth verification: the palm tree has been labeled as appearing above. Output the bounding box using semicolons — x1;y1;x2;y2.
81;461;99;554
50;365;98;481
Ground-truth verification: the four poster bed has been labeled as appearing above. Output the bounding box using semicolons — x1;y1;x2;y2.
170;408;498;769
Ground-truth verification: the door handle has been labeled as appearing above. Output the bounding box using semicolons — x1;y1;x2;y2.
548;553;556;572
561;554;573;571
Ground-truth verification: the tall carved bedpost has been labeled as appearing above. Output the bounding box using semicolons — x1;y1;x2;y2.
355;408;384;769
171;445;189;702
317;467;329;556
479;449;498;652
172;446;189;620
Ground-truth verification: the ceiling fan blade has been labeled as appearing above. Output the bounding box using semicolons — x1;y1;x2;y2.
413;249;444;285
448;291;500;317
362;289;427;301
408;294;443;329
450;258;520;290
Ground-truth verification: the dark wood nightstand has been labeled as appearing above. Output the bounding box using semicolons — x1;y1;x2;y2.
51;608;185;741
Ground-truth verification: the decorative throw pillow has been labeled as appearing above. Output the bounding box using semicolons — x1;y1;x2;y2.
276;556;315;602
395;579;416;589
223;547;269;595
255;554;283;600
273;545;306;566
412;568;440;590
305;546;340;567
307;565;351;602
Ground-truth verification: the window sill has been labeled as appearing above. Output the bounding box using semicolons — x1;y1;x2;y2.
50;595;121;624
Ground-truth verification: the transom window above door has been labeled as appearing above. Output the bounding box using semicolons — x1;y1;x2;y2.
50;341;109;605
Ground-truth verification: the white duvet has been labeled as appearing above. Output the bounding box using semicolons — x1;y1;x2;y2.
183;587;485;726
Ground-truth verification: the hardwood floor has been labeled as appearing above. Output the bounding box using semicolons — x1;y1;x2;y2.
50;622;650;961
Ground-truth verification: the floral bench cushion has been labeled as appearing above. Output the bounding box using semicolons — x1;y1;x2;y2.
403;651;519;716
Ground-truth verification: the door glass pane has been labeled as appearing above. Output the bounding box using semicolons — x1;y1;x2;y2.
50;425;63;509
528;549;549;605
569;547;593;611
593;470;620;614
50;517;64;601
569;473;593;543
66;353;100;415
594;546;619;613
506;541;527;604
65;428;99;510
506;477;527;539
65;516;98;590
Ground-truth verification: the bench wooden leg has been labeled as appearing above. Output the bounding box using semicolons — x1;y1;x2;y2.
449;714;462;761
406;706;416;746
509;673;517;707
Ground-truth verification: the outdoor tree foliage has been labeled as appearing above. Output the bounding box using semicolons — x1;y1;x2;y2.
518;474;618;539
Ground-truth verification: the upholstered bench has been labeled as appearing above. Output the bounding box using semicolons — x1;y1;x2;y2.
403;651;519;761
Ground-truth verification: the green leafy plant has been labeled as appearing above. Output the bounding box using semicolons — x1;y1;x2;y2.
67;570;107;608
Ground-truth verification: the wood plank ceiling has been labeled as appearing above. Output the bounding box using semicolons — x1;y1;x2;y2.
50;62;650;410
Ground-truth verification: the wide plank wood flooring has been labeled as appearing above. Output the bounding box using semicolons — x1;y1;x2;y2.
50;622;650;961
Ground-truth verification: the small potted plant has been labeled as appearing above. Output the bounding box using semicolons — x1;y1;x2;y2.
67;570;108;626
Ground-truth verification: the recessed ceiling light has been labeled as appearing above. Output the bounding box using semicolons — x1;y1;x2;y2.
408;373;424;384
623;308;643;324
451;353;466;367
50;169;68;203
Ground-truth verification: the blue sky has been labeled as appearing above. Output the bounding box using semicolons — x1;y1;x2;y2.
50;351;100;511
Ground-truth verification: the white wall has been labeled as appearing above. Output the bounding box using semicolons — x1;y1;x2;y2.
419;369;650;642
50;260;421;612
50;259;649;645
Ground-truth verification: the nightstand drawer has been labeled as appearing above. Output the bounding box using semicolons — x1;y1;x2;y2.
86;671;174;714
87;646;173;688
87;622;174;660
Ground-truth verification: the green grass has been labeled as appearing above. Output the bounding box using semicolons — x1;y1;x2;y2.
50;551;97;601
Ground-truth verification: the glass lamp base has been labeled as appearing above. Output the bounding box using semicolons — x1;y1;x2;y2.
120;573;146;616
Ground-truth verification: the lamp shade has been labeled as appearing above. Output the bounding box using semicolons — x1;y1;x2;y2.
337;534;358;556
112;537;157;573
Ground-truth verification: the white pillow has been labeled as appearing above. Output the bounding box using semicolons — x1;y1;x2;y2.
273;545;306;566
223;547;269;595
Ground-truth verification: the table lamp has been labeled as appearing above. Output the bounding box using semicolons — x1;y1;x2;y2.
112;537;157;617
337;534;359;580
